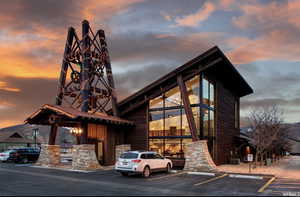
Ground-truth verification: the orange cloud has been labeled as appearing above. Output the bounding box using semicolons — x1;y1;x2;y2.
174;2;216;27
227;30;300;64
0;119;21;129
0;81;20;92
233;0;300;30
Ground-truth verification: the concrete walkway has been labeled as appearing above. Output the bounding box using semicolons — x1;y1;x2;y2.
217;156;300;179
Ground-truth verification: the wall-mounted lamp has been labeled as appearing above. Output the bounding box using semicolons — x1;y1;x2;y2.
69;127;83;136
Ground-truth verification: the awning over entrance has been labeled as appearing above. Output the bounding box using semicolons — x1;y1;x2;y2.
25;104;134;127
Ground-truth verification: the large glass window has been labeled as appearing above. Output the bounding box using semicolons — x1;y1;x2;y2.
164;139;182;158
165;86;181;107
149;111;164;137
149;95;163;109
149;139;164;155
165;109;181;136
203;77;209;106
148;73;216;159
185;75;200;104
181;110;191;136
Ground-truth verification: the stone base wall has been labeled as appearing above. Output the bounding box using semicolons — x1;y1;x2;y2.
183;140;217;172
115;144;131;161
72;144;102;171
36;144;61;167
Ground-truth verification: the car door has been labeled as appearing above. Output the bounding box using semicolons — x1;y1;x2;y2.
146;153;157;170
154;153;165;169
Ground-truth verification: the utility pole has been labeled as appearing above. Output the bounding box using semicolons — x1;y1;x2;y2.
33;128;39;148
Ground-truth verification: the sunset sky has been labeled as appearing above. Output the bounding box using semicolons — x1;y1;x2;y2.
0;0;299;128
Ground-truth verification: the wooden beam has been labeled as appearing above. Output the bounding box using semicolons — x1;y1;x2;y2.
48;124;58;145
177;75;199;141
98;30;119;117
56;27;75;105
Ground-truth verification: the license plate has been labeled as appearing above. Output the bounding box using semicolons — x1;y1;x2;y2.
122;162;128;165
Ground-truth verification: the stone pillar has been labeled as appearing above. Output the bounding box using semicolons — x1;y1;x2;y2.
72;144;102;171
183;140;217;172
36;144;61;167
115;144;131;161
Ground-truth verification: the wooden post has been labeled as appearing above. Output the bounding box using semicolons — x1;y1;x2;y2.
80;20;91;113
98;30;119;117
80;123;88;144
48;124;58;145
56;27;75;105
177;75;199;141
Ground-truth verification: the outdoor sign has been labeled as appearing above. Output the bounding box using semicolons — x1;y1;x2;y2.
247;154;253;162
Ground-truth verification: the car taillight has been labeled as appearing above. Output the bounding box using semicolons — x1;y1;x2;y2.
132;159;141;163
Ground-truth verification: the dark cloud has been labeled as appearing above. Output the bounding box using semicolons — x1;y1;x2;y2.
0;76;57;126
0;0;81;34
109;32;219;67
114;64;174;100
241;98;300;110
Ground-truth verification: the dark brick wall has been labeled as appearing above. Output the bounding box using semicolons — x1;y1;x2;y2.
215;80;239;165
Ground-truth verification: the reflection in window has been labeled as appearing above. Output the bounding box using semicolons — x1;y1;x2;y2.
181;110;191;136
164;139;182;158
192;107;200;136
165;109;182;136
209;82;214;108
209;110;215;137
149;139;164;155
165;86;181;107
149;95;164;109
185;75;200;104
182;138;193;154
149;111;164;137
203;109;209;137
203;77;209;105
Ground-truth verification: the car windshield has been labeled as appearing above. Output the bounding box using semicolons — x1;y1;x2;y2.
120;152;138;159
3;150;15;153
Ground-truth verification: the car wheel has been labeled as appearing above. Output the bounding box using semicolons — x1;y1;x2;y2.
166;163;171;173
143;166;151;178
121;172;129;176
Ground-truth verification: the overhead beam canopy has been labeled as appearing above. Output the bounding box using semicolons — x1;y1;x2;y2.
25;104;134;127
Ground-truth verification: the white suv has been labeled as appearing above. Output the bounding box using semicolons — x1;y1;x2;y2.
115;151;172;177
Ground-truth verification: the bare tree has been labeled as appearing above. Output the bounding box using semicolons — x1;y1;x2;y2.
247;105;284;166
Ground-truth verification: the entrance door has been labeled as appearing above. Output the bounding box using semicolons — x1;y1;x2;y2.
97;141;104;165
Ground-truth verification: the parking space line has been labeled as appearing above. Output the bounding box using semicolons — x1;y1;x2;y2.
194;173;228;186
258;177;276;193
148;172;186;181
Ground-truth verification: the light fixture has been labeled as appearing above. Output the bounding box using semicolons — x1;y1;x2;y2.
69;127;83;136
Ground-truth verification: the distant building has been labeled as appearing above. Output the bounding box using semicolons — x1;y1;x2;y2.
0;124;76;151
0;130;38;152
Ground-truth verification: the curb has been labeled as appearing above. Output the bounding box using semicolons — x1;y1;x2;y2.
228;174;263;179
187;172;216;176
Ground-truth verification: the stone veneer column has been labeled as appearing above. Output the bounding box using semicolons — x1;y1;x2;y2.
183;140;217;172
36;144;61;167
72;144;102;171
115;144;131;161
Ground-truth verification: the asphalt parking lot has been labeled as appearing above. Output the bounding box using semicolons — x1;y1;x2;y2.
0;163;275;196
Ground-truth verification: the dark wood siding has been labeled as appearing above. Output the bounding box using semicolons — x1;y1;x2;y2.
122;104;148;151
215;80;240;165
87;124;125;166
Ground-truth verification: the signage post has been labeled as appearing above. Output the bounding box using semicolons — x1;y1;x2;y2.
247;154;253;173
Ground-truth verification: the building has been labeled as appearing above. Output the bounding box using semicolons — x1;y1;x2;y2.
0;124;75;152
26;46;253;166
